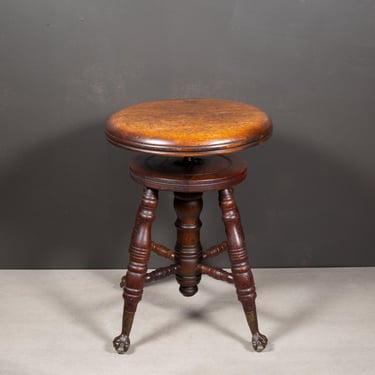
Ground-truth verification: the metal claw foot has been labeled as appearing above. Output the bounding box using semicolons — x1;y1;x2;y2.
251;332;268;352
113;334;130;354
119;275;126;288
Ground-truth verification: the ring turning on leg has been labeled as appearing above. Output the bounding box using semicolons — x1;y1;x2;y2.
174;192;203;297
219;188;268;352
113;188;158;354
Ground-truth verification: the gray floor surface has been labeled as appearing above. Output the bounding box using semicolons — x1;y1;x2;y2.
0;268;374;375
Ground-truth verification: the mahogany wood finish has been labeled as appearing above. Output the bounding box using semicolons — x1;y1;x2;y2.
203;241;228;260
219;188;268;352
106;98;272;156
151;242;175;261
129;154;247;192
108;98;271;354
113;188;158;354
199;264;234;284
174;192;203;297
145;264;177;284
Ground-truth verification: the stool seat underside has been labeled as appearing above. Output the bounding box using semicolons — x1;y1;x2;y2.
129;154;247;192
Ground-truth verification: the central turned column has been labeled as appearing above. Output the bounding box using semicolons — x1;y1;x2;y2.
174;192;203;297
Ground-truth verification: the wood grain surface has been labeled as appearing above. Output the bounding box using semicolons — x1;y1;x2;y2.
106;98;272;156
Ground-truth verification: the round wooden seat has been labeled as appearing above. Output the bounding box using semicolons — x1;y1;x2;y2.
105;98;272;156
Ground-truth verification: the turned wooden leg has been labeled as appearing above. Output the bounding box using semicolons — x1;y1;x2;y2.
174;192;203;297
113;188;158;354
219;188;268;352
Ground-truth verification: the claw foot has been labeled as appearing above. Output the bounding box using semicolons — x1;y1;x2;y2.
119;275;126;288
251;332;268;352
113;334;130;354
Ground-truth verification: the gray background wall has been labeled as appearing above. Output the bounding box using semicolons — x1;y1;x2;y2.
0;0;374;268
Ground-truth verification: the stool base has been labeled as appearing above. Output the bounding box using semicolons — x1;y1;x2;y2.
113;156;267;353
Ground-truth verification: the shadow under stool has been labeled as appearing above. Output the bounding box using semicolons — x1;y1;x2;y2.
105;98;273;354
